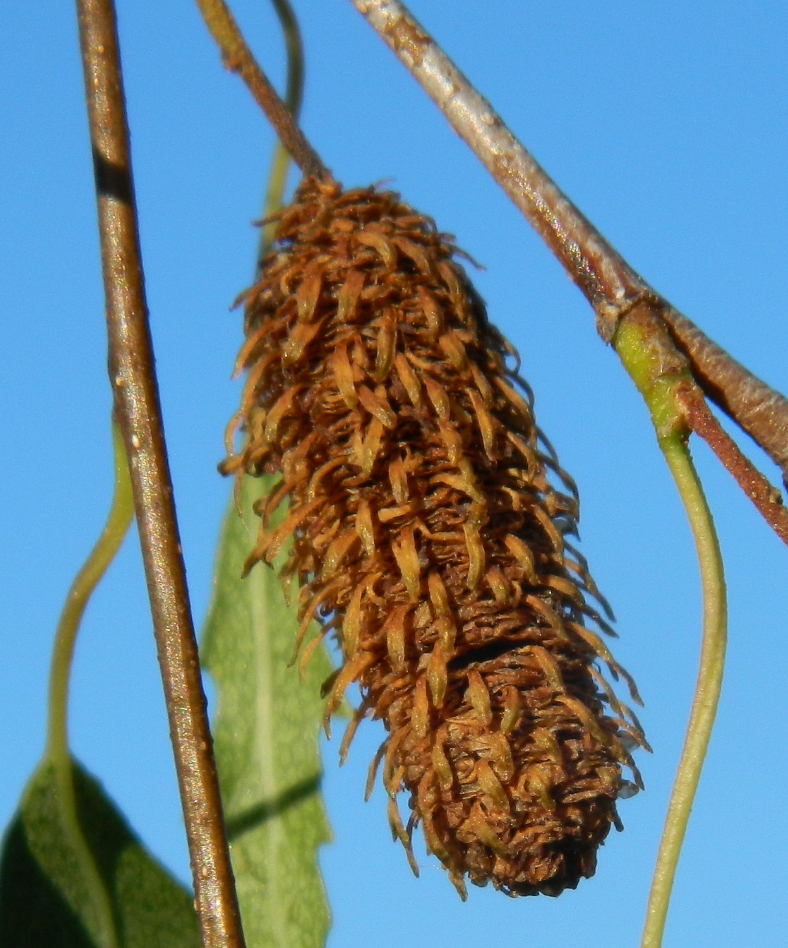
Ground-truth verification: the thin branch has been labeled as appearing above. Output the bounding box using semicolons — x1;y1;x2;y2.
349;0;650;337
679;388;788;546
663;306;788;483
74;2;246;946
194;0;327;178
349;0;788;497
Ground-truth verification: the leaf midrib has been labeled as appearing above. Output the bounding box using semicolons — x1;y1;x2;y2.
251;561;287;948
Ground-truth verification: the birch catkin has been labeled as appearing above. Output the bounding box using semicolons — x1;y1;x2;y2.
224;176;646;898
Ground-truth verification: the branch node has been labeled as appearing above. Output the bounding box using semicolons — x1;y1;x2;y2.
595;290;663;344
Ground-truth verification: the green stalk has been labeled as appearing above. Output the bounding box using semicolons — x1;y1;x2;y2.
256;0;305;265
640;434;726;948
613;311;728;948
45;418;134;948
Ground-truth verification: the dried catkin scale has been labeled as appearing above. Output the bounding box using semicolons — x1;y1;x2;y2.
224;175;648;899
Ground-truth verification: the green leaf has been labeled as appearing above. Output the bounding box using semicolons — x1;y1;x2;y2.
0;758;199;948
201;476;333;948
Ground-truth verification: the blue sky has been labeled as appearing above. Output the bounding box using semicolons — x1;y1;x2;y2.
2;2;787;946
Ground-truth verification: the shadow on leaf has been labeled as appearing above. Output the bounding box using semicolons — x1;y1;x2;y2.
225;773;322;842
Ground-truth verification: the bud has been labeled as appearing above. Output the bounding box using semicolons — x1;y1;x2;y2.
224;176;646;898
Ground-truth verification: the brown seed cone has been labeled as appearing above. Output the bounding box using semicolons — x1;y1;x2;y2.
224;175;647;899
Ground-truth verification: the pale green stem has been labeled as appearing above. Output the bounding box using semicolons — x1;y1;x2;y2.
256;0;305;265
640;434;727;948
44;418;134;948
612;311;728;947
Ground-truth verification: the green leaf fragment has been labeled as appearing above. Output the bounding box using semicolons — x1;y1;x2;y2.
0;759;199;948
201;475;333;948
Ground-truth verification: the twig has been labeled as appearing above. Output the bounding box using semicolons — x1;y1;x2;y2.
662;306;788;483
679;388;788;546
194;0;327;179
608;279;788;548
74;2;246;946
349;0;788;502
350;0;649;339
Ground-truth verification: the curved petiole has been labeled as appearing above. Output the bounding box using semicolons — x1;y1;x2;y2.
614;314;728;948
45;418;134;948
639;434;727;948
